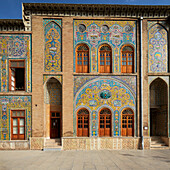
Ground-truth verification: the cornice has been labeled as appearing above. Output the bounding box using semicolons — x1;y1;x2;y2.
0;19;25;32
22;3;170;31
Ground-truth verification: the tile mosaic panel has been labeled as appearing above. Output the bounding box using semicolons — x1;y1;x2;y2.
44;19;62;72
74;76;136;137
148;22;168;73
0;96;31;140
0;34;31;92
74;20;136;72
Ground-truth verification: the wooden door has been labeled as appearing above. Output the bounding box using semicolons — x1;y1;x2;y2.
121;109;134;136
77;109;89;137
99;109;111;137
50;112;61;138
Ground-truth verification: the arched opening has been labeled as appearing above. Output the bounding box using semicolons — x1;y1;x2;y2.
99;44;112;73
121;108;134;136
76;44;89;73
121;45;134;73
150;78;168;136
45;78;62;139
99;108;111;137
77;109;89;137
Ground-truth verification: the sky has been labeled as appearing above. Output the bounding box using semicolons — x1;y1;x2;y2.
0;0;170;19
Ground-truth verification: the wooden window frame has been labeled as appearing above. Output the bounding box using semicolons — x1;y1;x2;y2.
98;44;112;73
99;108;112;137
11;110;25;140
9;60;26;91
76;44;89;73
121;45;134;73
77;109;89;137
121;108;134;137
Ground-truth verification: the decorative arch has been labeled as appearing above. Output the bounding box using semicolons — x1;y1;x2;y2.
76;43;89;73
44;21;61;72
121;44;134;73
77;108;89;137
149;78;168;136
98;44;112;73
44;77;62;138
74;77;136;137
148;23;168;73
121;108;134;136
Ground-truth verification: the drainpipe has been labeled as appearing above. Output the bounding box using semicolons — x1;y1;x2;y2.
140;17;144;150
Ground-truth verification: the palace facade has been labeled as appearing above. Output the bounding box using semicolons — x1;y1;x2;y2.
0;3;170;150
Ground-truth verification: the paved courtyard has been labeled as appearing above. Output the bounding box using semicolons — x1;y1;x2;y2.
0;149;170;170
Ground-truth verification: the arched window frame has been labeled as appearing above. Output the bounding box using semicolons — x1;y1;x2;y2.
99;108;112;137
121;108;134;137
98;44;112;73
76;44;89;73
77;108;89;137
121;45;134;73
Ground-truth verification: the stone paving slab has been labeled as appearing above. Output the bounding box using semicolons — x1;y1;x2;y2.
0;150;170;170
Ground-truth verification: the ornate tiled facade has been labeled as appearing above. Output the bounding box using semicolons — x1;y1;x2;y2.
0;96;31;140
74;20;136;72
74;76;136;137
44;19;62;72
0;34;31;92
148;22;168;73
0;3;170;150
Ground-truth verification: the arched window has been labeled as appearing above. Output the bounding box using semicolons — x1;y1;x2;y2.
77;109;89;137
99;44;112;73
76;44;89;73
99;108;111;136
121;109;134;136
121;45;134;73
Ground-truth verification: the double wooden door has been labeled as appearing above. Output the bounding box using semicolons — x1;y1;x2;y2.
121;109;134;136
99;109;111;137
50;112;61;138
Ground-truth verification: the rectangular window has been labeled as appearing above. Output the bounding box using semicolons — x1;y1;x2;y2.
11;110;25;140
9;60;25;91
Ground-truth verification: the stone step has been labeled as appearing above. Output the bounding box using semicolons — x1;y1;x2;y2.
45;139;61;143
151;146;169;150
45;143;61;147
43;147;62;151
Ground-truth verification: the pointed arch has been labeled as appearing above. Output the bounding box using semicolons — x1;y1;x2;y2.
148;23;168;73
149;78;168;137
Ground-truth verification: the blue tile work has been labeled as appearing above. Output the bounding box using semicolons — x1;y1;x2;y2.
73;20;136;73
43;19;62;72
73;76;136;137
0;34;32;92
148;22;168;73
0;96;32;140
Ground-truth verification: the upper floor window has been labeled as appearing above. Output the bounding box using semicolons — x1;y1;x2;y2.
77;109;89;137
76;44;89;73
11;110;25;140
121;45;134;73
99;44;112;73
9;60;25;91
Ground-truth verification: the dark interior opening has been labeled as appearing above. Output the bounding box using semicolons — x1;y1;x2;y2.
15;68;25;90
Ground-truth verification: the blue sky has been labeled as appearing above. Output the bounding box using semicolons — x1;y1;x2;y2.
0;0;170;19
